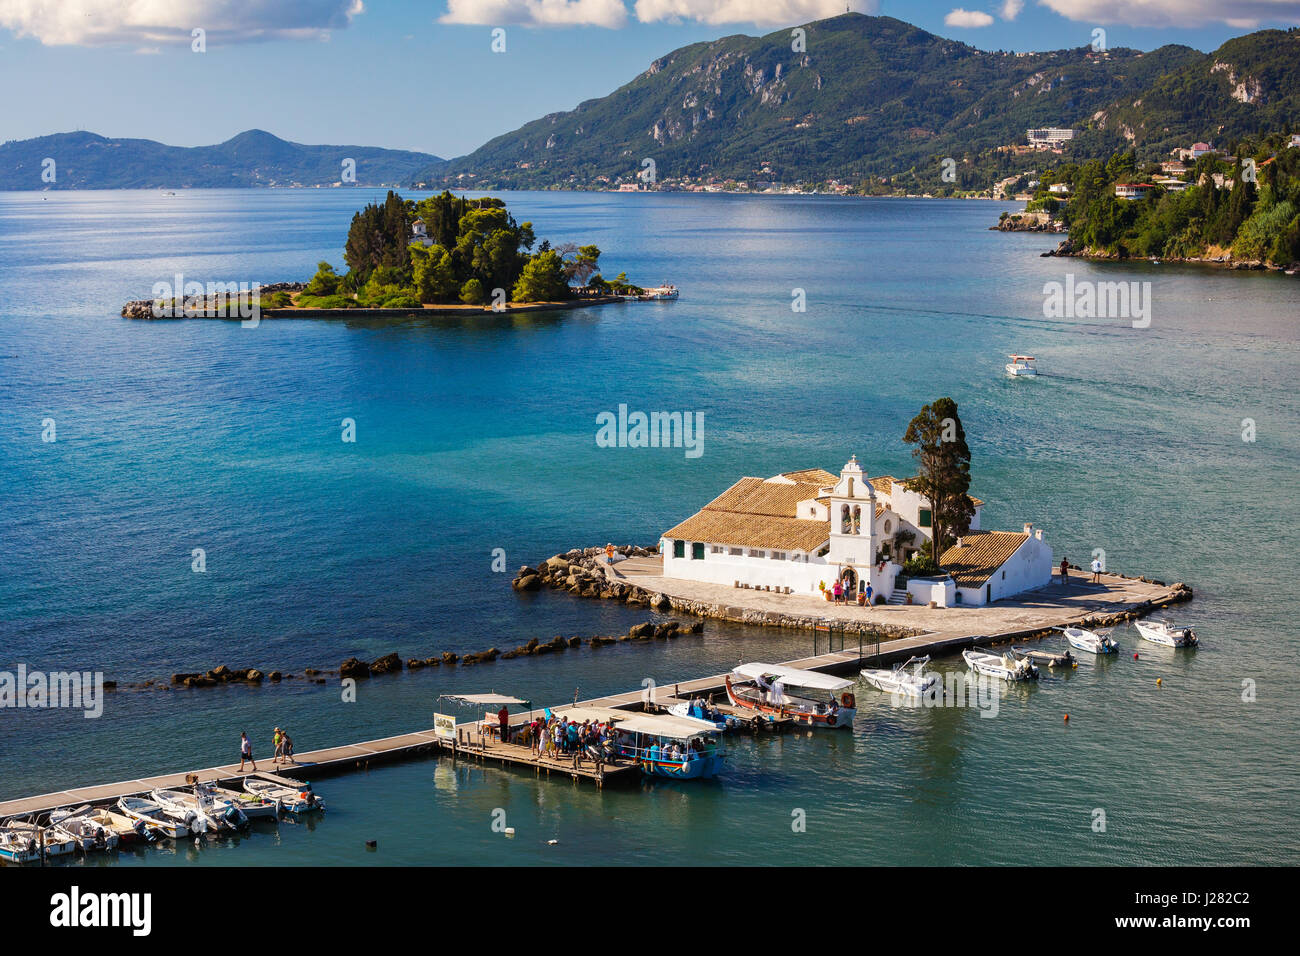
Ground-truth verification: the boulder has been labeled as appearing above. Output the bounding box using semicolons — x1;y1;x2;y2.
171;673;201;685
546;555;570;572
423;657;442;667
370;653;402;675
243;669;264;683
269;671;282;682
340;657;370;679
407;658;427;670
441;651;459;665
567;636;582;648
184;676;217;688
207;665;231;681
627;622;655;640
512;574;541;591
688;621;704;634
590;636;616;647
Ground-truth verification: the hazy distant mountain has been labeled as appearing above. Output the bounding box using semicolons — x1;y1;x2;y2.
0;129;443;189
418;13;1297;189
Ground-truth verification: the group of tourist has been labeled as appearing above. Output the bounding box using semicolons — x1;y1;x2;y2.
236;727;295;772
512;712;619;761
827;579;872;605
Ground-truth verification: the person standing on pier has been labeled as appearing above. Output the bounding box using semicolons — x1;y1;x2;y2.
1091;556;1103;584
238;731;256;772
1059;558;1070;589
497;705;510;744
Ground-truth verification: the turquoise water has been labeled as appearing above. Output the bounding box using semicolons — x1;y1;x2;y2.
1;189;1297;865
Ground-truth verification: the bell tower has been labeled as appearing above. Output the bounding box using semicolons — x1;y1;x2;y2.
825;455;875;572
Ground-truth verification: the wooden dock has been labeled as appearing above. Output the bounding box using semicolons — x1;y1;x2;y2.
0;570;1192;818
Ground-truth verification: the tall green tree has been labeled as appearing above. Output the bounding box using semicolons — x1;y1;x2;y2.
511;250;568;302
344;190;412;283
902;397;975;562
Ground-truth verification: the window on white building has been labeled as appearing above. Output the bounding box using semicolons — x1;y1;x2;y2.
729;547;743;556
749;549;766;559
711;545;724;554
771;551;786;560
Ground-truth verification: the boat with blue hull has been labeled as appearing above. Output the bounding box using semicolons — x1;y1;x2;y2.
613;713;725;780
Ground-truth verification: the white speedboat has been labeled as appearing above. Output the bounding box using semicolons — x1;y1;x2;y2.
1;819;77;858
1134;619;1198;647
48;807;119;851
117;796;188;839
860;655;940;699
197;782;273;821
963;647;1039;682
1061;626;1118;654
667;699;734;731
1005;354;1038;377
243;777;324;814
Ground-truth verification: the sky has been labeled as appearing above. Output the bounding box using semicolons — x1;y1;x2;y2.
1;0;1297;159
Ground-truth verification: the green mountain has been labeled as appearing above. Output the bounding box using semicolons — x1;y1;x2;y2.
0;129;443;189
1096;30;1300;156
417;14;1296;190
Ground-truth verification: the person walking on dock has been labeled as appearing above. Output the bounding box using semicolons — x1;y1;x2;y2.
282;731;295;764
1059;558;1070;589
1091;556;1102;584
238;731;257;772
273;727;284;765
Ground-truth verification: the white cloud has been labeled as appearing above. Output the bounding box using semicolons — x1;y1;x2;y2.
945;8;995;27
1000;0;1024;19
440;0;629;27
0;0;364;46
441;0;870;28
1038;0;1300;29
633;0;863;27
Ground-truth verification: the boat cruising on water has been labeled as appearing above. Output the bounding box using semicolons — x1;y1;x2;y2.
612;712;724;780
725;663;856;728
1060;626;1118;654
117;796;189;839
1005;354;1038;377
963;647;1039;682
860;655;940;699
243;777;324;814
1134;619;1199;647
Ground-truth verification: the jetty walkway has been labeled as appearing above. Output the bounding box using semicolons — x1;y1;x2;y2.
0;570;1190;813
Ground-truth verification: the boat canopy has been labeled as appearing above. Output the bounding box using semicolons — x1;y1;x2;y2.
1008;354;1036;361
732;663;854;691
613;713;720;739
552;706;627;724
438;693;530;707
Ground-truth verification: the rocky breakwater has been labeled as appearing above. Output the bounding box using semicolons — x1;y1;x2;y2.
121;281;306;318
993;210;1065;233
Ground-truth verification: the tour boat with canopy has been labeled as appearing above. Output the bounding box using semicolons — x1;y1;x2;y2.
725;663;856;728
611;712;724;779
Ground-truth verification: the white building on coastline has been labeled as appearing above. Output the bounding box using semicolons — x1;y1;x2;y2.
660;456;1053;606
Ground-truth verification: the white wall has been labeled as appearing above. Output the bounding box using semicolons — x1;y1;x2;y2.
662;539;898;599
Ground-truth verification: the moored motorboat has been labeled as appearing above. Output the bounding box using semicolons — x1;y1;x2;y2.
1;819;78;858
151;789;217;836
1014;645;1076;668
0;824;42;864
667;697;735;731
860;655;940;699
725;663;856;728
48;807;119;851
197;782;276;821
243;777;324;814
1060;626;1118;654
117;796;188;839
1134;619;1198;647
963;647;1039;682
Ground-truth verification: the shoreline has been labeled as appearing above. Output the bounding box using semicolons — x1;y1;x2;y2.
1039;238;1295;272
121;292;629;320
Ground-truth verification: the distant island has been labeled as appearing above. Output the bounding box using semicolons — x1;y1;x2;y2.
417;14;1300;200
123;190;660;318
1013;135;1300;271
1;129;442;189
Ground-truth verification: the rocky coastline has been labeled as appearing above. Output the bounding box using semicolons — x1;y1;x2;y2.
1040;237;1295;272
992;211;1065;233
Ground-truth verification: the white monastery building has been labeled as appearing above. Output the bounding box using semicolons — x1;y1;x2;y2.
660;457;1054;607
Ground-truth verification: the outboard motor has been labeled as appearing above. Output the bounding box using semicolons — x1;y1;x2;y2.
94;826;107;849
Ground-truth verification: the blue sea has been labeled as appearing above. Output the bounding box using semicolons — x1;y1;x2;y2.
1;188;1297;865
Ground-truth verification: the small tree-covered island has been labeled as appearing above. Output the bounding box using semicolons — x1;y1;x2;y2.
295;190;646;309
122;190;658;318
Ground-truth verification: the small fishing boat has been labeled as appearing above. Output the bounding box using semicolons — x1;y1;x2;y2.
725;663;857;728
151;789;217;835
667;697;735;731
963;647;1039;682
1060;626;1118;654
643;284;678;300
197;782;277;821
612;713;724;780
1014;645;1076;668
117;796;188;839
860;655;940;699
1005;354;1038;377
1;819;78;858
1134;619;1199;647
243;777;324;814
0;824;42;864
48;807;119;852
